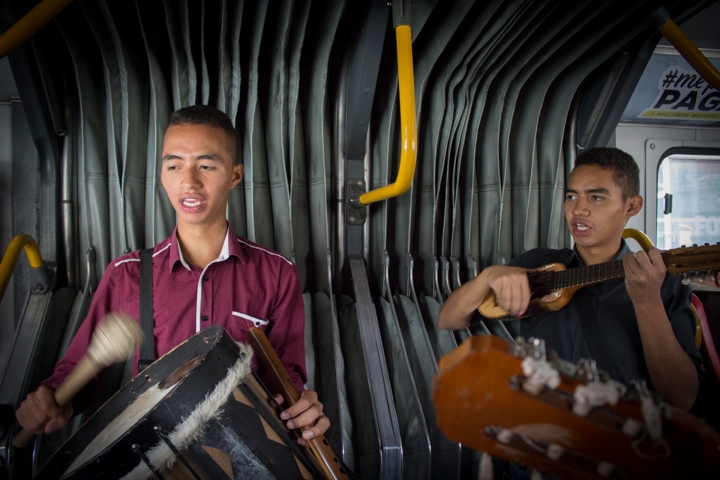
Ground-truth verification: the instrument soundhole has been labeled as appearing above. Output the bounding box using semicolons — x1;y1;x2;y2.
528;271;555;299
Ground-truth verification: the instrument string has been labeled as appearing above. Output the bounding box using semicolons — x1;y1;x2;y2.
495;245;719;317
554;260;626;289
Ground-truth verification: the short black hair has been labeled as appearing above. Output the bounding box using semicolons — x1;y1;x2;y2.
168;105;240;164
574;147;639;200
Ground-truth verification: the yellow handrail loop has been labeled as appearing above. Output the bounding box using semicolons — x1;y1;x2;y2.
352;23;417;207
648;6;720;91
0;0;74;59
0;234;52;303
621;228;654;253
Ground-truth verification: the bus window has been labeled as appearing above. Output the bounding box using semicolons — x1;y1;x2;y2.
656;153;720;249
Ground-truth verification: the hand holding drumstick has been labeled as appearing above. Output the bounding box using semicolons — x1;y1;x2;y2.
14;312;142;448
247;327;349;480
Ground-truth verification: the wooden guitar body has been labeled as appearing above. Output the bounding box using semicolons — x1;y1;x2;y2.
478;263;577;319
432;335;720;480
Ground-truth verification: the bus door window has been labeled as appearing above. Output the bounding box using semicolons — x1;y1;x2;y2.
656;153;720;249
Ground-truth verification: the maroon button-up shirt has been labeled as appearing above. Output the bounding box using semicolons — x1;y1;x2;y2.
44;225;306;410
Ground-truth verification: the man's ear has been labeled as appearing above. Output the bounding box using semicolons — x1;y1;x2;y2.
626;195;643;218
231;164;244;187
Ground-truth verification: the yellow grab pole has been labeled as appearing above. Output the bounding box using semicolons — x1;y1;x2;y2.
649;6;720;91
0;234;46;302
0;0;74;59
358;24;417;205
621;228;655;252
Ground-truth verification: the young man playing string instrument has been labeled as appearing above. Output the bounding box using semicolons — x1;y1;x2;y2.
16;105;329;445
438;147;703;410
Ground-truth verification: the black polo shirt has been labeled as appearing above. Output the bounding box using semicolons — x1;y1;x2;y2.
505;240;704;388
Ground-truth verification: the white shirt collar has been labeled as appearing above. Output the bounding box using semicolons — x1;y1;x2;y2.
177;227;231;271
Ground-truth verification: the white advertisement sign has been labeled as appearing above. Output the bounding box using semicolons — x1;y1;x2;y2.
620;52;720;125
640;66;720;121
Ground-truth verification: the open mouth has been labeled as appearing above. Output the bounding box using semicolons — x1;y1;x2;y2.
179;196;206;212
570;220;591;237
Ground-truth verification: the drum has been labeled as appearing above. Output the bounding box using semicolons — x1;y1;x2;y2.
36;325;320;479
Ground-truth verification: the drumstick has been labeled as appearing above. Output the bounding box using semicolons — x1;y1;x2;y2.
13;312;142;449
247;327;350;480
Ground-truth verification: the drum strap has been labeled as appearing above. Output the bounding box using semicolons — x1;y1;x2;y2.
139;248;155;371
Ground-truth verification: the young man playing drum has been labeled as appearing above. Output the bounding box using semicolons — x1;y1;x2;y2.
16;105;329;446
438;147;703;411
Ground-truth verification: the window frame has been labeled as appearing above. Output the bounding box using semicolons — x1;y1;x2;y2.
655;148;720;249
645;142;720;246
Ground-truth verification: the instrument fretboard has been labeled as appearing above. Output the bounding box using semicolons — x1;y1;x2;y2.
552;260;625;290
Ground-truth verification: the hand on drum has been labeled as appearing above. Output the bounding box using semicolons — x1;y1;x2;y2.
274;389;330;446
15;385;73;435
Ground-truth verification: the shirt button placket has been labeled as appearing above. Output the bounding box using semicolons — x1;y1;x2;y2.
201;271;213;324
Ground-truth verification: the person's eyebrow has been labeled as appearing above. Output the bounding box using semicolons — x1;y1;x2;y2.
563;187;611;195
196;154;222;160
161;153;222;162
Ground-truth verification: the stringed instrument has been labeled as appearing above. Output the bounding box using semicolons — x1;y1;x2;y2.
478;243;720;319
432;335;720;480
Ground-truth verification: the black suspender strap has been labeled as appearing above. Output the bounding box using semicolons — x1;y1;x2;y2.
575;289;621;381
138;248;155;372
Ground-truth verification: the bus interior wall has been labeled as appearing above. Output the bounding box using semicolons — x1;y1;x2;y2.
0;0;719;478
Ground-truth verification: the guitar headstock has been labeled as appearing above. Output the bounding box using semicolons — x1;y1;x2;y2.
663;243;720;282
432;335;720;480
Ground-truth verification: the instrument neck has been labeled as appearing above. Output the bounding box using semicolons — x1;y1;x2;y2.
552;260;625;290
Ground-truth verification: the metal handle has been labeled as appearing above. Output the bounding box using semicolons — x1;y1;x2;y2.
621;228;655;252
0;0;74;58
0;234;50;302
648;6;720;91
357;24;417;205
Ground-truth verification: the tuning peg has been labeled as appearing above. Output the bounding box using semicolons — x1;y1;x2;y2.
546;443;564;461
621;418;643;436
523;337;547;361
575;358;600;382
